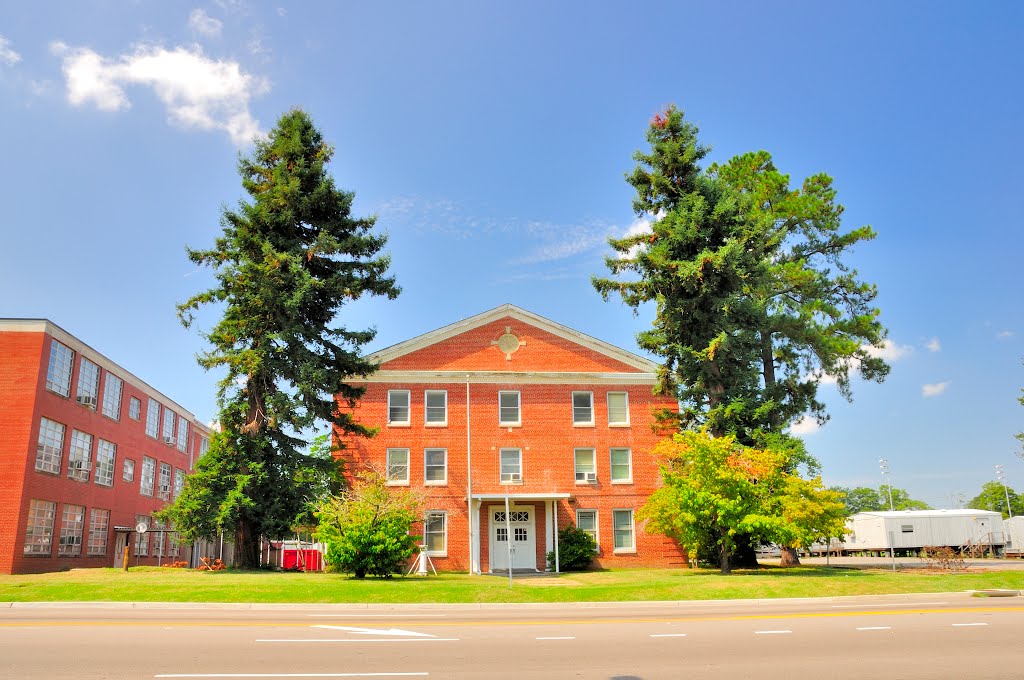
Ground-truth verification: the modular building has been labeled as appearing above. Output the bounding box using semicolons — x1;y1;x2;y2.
842;509;1004;554
1005;516;1024;556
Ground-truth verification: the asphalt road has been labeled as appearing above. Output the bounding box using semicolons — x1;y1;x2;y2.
2;593;1023;679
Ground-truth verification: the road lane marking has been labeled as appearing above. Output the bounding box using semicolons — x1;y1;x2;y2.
155;674;429;678
754;630;792;634
856;627;892;631
257;639;459;643
650;633;688;638
952;623;988;627
832;602;947;608
307;615;446;618
312;625;434;637
536;636;575;640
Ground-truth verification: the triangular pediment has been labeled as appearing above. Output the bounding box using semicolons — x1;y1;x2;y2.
369;304;657;374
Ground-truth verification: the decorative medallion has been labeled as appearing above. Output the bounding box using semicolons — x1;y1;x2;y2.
491;326;526;360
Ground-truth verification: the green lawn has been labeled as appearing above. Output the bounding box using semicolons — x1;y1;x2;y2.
1;566;1022;604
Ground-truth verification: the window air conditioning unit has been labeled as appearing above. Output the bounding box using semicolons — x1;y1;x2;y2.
509;473;522;482
73;461;92;471
585;472;596;482
163;436;176;445
77;395;97;408
158;491;170;500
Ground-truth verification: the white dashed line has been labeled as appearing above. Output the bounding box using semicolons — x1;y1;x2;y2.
952;623;988;627
307;614;447;618
754;630;792;635
156;674;429;678
536;636;575;640
650;633;688;638
256;639;459;643
856;627;892;631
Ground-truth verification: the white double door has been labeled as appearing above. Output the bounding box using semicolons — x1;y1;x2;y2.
490;506;536;571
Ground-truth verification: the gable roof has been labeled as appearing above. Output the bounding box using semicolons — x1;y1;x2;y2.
368;304;659;373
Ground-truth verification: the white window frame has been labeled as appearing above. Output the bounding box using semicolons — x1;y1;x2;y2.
612;509;636;553
58;504;85;557
424;390;448;426
574;448;597;484
500;448;523;483
199;436;210;458
424;448;447;485
128;396;142;421
572;391;594;426
607;392;630;426
45;340;74;397
23;499;57;555
140;456;156;496
88;508;110;556
35;417;65;475
134;514;150;556
157;462;172;500
174;468;185;499
576;509;599;551
386;448;410;485
145;399;160;439
176;417;189;452
610;447;633;484
387;390;411;426
162;409;176;445
95;439;116;487
498;391;521;426
101;372;122;420
67;430;93;482
123;458;135;482
76;357;100;409
424;511;447;556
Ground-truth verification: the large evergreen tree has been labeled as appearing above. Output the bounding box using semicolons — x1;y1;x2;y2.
163;109;399;567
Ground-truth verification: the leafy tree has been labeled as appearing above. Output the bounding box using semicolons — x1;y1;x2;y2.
831;485;930;514
546;525;597;571
969;481;1023;519
164;109;399;568
314;470;421;578
1016;368;1024;459
640;431;843;573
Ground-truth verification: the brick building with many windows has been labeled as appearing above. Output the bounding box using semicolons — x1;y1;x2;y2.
0;319;212;574
336;305;686;573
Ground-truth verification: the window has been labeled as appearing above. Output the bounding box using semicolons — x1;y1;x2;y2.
574;448;597;483
424;511;447;555
88;508;110;556
387;390;410;425
176;417;188;452
607;392;630;426
129;396;142;420
386;448;410;484
613;509;635;552
901;524;914;533
168;526;180;558
95;439;116;487
102;372;123;420
123;458;135;482
158;462;172;499
23;499;56;555
145;399;160;438
76;357;100;408
162;409;175;444
58;504;85;557
572;391;594;425
199;436;210;458
45;340;74;397
141;456;156;496
499;391;520;426
35;417;65;474
500;448;522;483
67;430;93;482
424;448;447;484
576;509;599;549
425;390;447;425
610;448;632;483
134;514;150;556
174;469;185;499
151;519;165;558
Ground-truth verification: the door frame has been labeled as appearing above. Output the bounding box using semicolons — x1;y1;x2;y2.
489;504;537;571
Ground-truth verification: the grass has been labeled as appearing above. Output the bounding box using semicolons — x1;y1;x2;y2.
1;566;1022;604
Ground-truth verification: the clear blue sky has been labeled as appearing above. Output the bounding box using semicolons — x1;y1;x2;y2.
2;2;1022;508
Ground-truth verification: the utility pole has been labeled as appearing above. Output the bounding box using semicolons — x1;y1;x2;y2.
996;464;1013;518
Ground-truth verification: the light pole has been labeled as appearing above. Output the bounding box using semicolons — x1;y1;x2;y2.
879;459;894;511
879;458;896;570
996;465;1013;519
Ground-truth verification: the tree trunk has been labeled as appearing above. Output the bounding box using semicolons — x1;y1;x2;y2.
759;331;781;431
719;544;732;574
779;546;801;567
234;517;260;569
732;534;760;568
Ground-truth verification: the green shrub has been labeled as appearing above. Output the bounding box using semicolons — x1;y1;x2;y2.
546;525;597;571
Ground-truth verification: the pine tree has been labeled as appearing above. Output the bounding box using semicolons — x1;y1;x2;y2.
162;109;399;567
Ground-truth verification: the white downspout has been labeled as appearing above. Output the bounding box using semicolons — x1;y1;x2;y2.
466;376;474;575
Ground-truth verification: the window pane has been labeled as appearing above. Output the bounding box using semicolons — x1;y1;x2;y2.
45;341;74;396
76;358;100;407
36;417;65;474
576;510;597;538
102;373;123;420
134;514;150;555
23;499;57;555
499;392;520;424
146;399;160;438
58;504;85;556
388;391;410;424
95;439;116;486
162;409;175;442
610;448;631;482
67;430;93;482
387;449;409;482
425;513;446;553
88;508;110;556
129;397;142;420
425;391;447;423
575;448;596;481
158;463;172;499
123;459;135;482
141;457;156;496
572;392;593;424
425;448;446;482
500;449;522;481
613;510;634;549
608;392;629;425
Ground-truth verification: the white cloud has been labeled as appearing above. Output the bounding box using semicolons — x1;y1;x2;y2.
864;339;913;361
996;330;1015;339
277;7;287;17
618;215;657;260
922;381;950;398
189;9;224;38
513;223;610;265
925;337;941;352
52;42;268;145
0;36;21;66
789;416;821;436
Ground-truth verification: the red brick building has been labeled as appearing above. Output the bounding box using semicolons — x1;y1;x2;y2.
0;319;212;574
336;305;685;573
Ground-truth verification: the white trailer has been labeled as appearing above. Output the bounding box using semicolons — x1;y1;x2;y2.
842;509;1004;555
1005;516;1024;556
